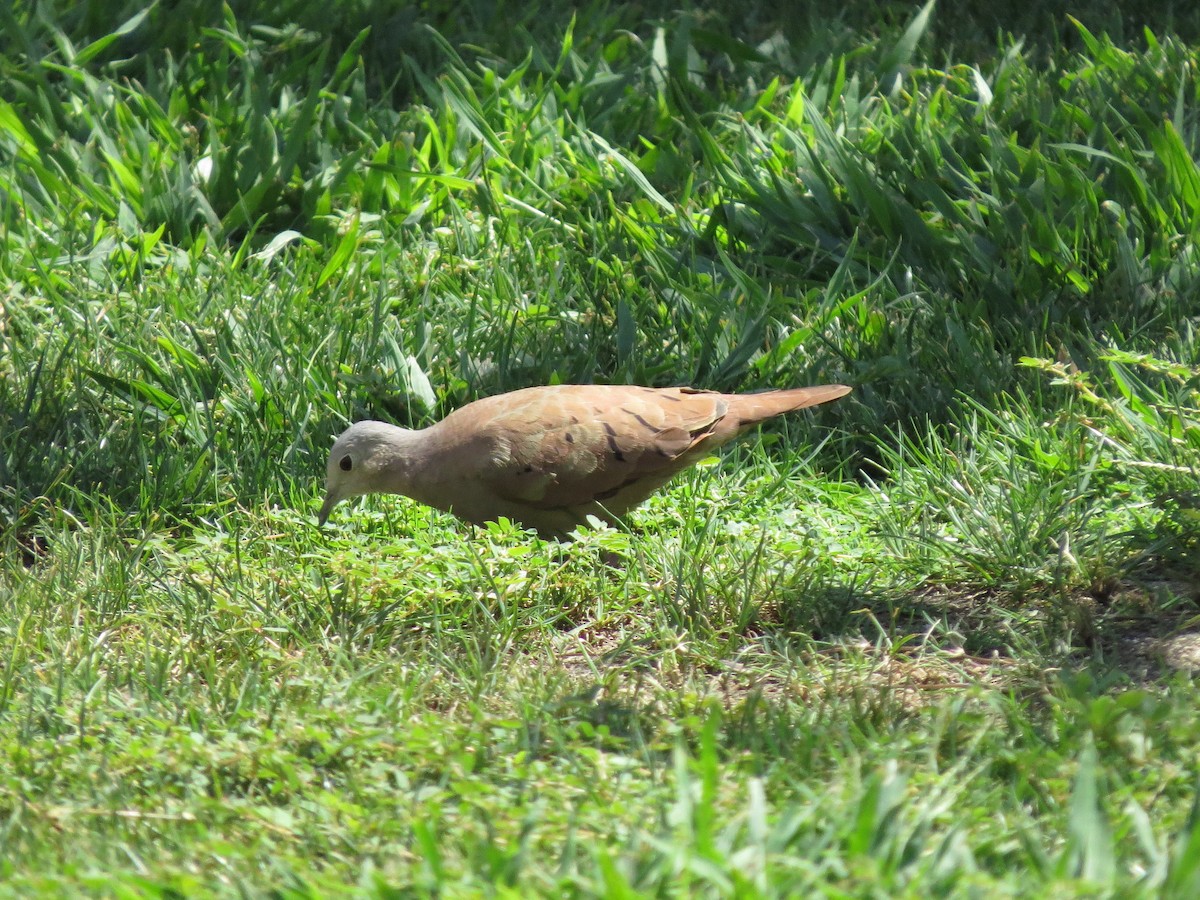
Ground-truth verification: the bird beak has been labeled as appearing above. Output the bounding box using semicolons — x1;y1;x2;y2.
317;491;339;527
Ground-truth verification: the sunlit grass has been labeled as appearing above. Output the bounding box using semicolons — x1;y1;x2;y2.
4;0;1200;894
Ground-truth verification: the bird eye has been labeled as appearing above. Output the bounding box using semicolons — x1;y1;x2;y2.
339;455;353;472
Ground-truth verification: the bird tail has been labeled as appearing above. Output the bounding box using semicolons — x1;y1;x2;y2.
725;384;852;427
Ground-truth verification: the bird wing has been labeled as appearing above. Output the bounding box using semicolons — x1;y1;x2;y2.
465;385;731;513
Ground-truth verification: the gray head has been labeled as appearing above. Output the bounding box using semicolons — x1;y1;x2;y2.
317;420;412;525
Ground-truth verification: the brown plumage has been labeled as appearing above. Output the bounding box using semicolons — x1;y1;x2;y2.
318;383;851;538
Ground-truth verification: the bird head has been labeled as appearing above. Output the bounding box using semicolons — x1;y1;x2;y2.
317;420;412;525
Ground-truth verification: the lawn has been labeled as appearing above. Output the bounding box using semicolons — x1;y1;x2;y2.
4;0;1200;895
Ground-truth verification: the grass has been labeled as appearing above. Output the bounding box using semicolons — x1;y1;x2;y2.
5;0;1200;894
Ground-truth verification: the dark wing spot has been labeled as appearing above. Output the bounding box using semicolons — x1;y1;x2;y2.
606;434;626;462
339;455;353;471
596;473;643;501
601;421;627;460
622;408;658;432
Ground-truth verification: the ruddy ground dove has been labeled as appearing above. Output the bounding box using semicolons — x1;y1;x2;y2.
318;383;851;538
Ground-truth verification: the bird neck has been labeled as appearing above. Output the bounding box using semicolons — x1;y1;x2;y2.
374;422;442;497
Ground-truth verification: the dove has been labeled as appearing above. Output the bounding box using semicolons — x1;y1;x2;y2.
318;382;851;538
